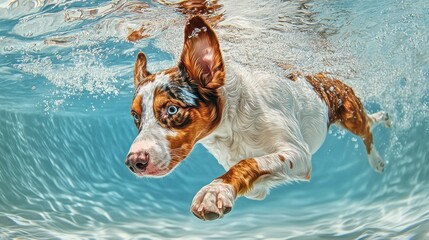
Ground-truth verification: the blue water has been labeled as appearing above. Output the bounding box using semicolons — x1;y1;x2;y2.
1;0;428;239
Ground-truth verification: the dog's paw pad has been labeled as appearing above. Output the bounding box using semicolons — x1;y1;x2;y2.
191;180;235;221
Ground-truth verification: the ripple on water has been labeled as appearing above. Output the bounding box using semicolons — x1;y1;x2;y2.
0;0;429;239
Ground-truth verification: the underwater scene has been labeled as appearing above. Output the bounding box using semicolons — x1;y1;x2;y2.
0;0;428;239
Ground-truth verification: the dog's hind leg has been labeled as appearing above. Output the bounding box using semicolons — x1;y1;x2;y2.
305;73;390;173
348;123;385;173
335;88;389;173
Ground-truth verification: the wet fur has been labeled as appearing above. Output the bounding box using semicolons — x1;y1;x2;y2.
126;16;391;221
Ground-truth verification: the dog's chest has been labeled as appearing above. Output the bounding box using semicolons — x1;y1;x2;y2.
199;123;268;169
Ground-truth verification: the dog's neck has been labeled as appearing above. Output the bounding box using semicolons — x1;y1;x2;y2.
218;61;255;126
220;63;246;121
198;61;269;168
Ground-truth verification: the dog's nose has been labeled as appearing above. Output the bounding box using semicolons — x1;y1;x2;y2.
126;151;150;173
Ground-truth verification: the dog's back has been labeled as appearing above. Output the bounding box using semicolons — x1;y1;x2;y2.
200;63;329;168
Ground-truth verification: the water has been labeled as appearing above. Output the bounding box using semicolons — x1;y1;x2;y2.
0;0;428;238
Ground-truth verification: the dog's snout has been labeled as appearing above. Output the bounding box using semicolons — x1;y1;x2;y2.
126;151;150;173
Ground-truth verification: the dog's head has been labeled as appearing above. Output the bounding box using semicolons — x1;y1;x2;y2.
125;16;225;177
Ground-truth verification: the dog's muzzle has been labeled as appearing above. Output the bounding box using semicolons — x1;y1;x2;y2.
125;134;171;177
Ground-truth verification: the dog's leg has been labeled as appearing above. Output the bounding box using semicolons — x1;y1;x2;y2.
191;147;311;220
336;91;389;173
306;73;391;173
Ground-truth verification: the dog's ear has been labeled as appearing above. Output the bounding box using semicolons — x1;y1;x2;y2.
180;16;224;91
134;52;151;88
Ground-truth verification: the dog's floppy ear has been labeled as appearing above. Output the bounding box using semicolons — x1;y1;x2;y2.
134;52;151;88
180;16;224;92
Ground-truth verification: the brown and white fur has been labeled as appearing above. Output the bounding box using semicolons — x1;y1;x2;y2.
125;16;391;221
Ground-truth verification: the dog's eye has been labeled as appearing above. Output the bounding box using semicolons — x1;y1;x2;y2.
132;111;140;121
167;105;178;115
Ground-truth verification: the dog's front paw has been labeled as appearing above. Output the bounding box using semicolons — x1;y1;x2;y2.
191;180;236;221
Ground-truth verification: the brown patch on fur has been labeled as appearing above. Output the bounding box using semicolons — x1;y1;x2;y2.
131;94;143;116
130;94;143;128
181;16;225;92
305;73;374;153
134;52;151;87
162;66;181;76
217;159;270;196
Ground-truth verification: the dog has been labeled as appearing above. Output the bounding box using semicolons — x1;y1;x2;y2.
125;16;391;221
